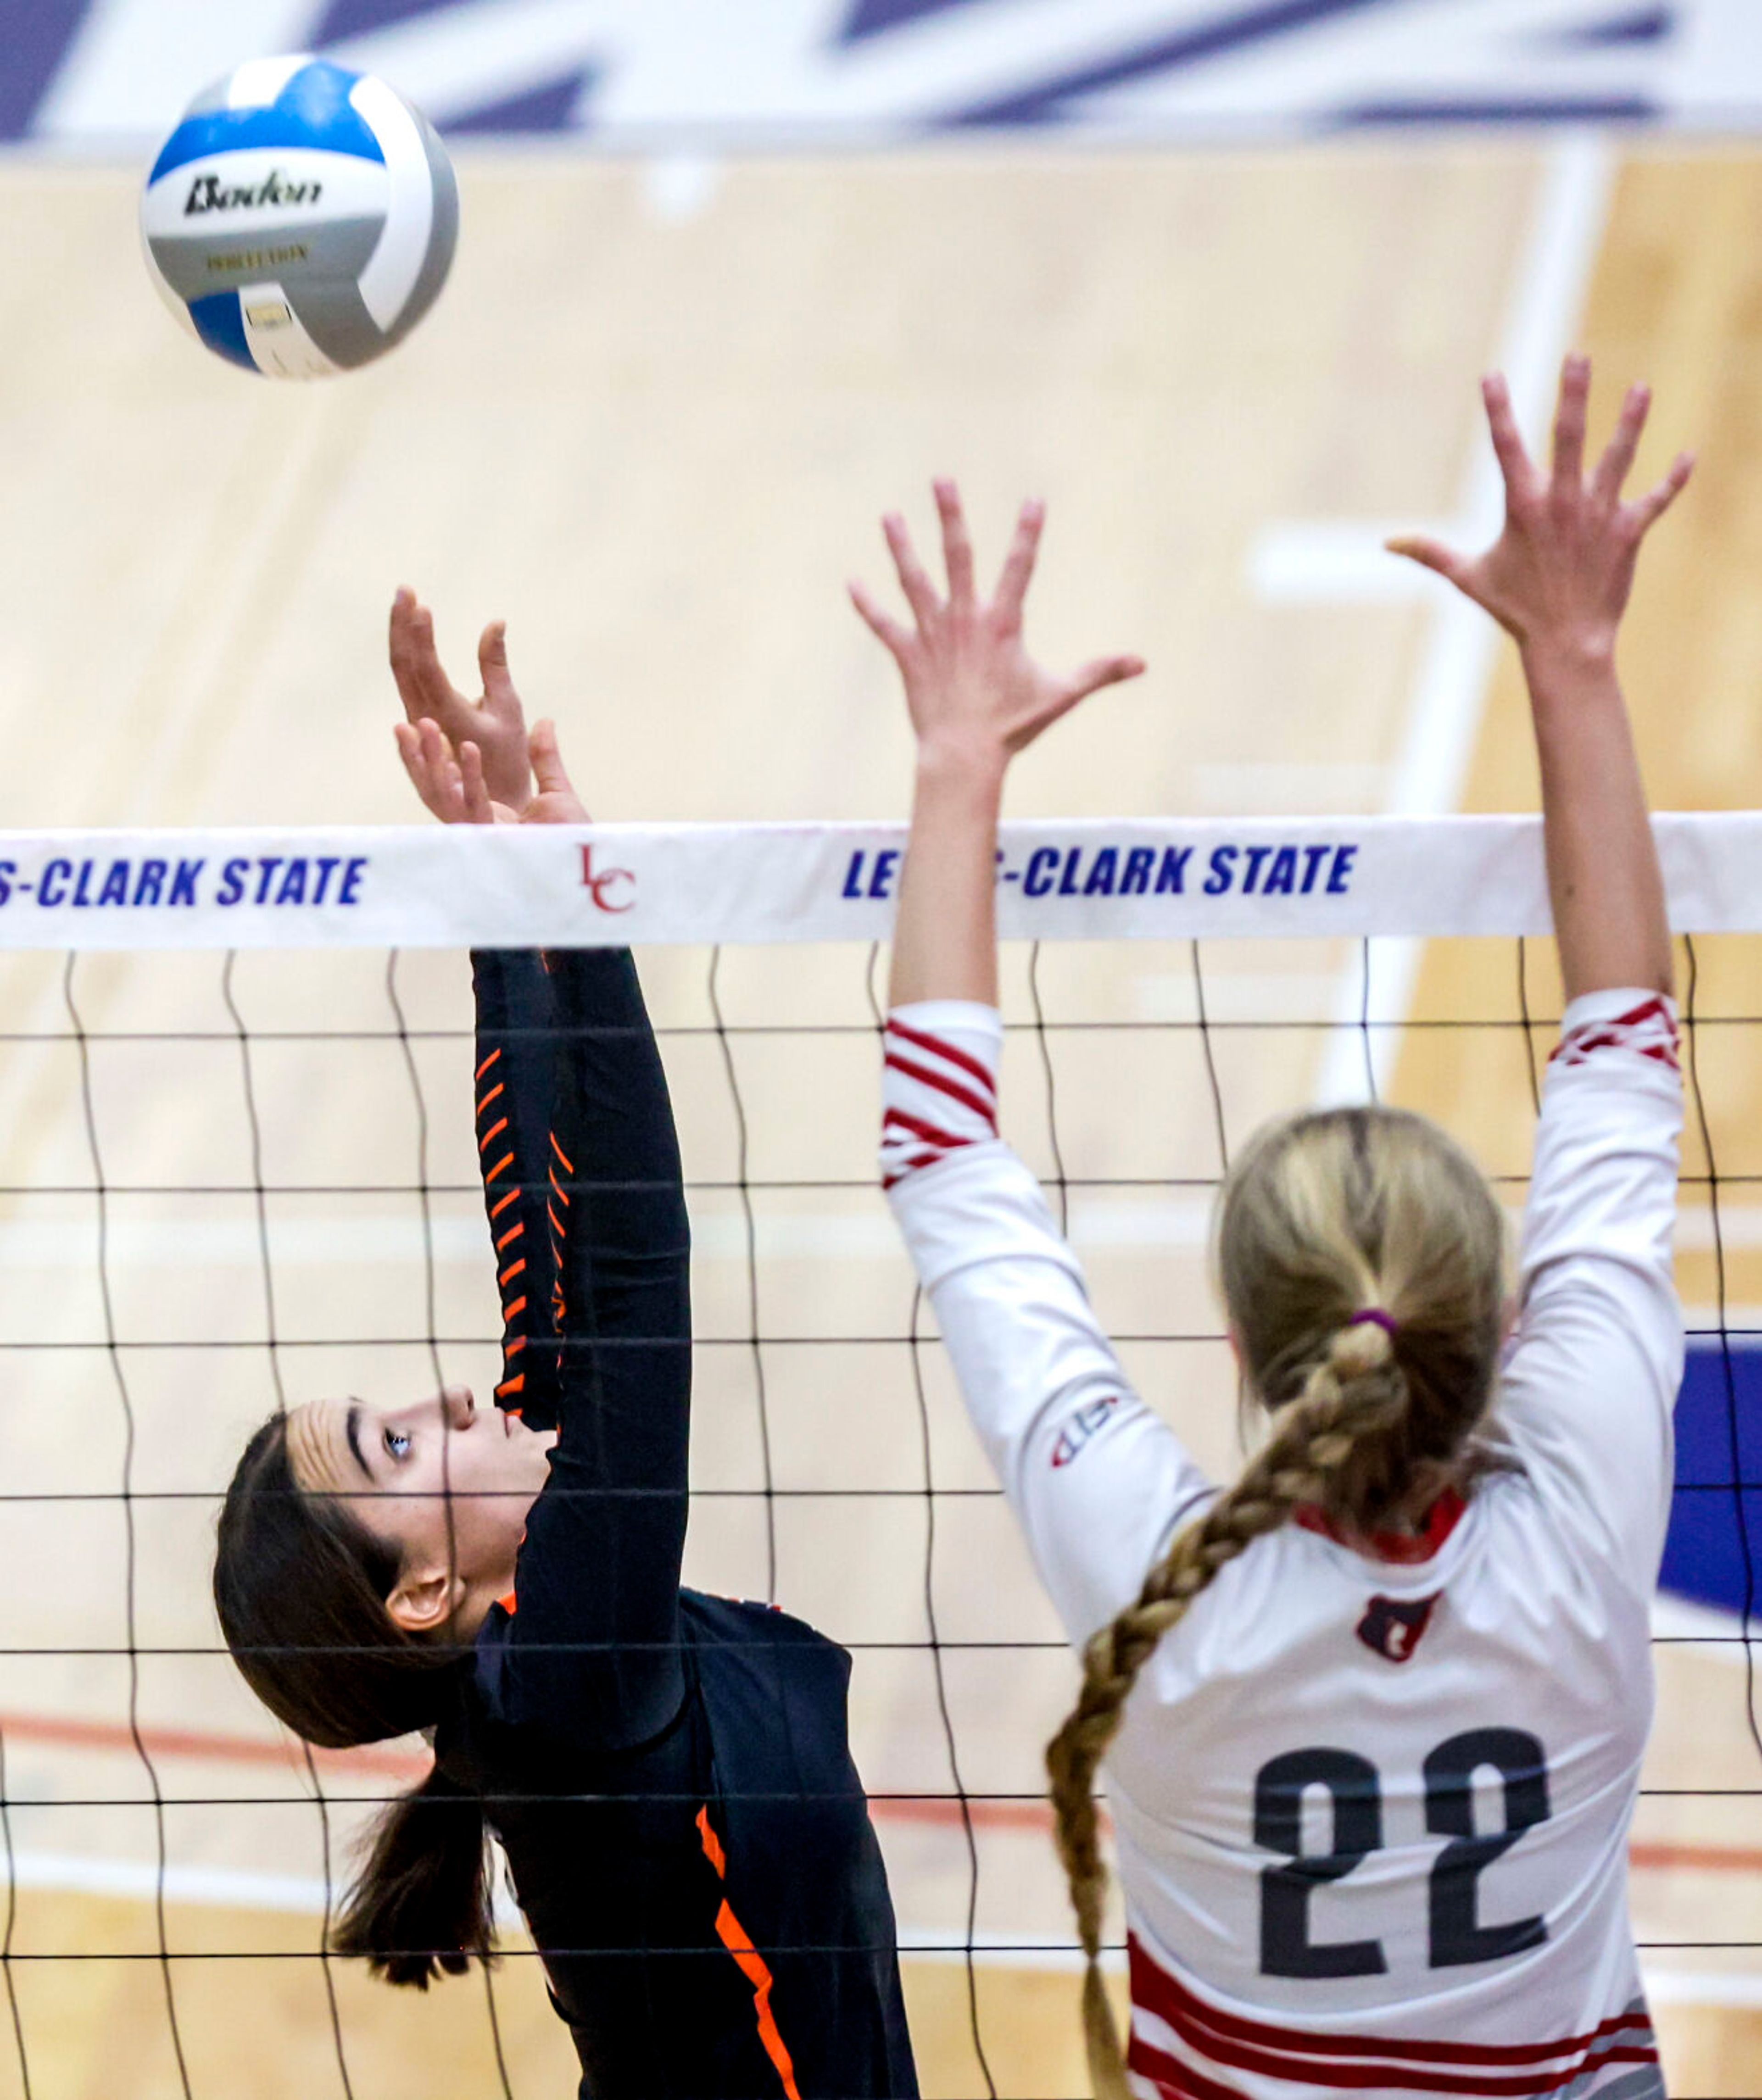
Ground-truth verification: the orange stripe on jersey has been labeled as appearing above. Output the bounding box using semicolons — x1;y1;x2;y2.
475;1049;502;1082
505;1335;527;1358
485;1152;515;1185
479;1116;510;1154
714;1906;801;2099
695;1805;726;1879
498;1258;527;1287
497;1590;517;1617
495;1221;524;1252
695;1808;801;2100
489;1189;519;1221
495;1373;525;1399
503;1296;528;1321
475;1080;505;1120
550;1132;574;1174
548;1166;570;1205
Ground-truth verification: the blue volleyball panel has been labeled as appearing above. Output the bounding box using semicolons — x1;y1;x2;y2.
148;61;383;183
1658;1336;1762;1615
186;291;257;373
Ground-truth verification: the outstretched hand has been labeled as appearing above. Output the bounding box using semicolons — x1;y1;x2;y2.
393;716;589;827
389;589;534;814
1387;355;1693;663
850;481;1144;768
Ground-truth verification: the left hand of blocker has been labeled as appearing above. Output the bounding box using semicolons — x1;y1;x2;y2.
1386;355;1693;663
849;481;1144;767
393;716;589;827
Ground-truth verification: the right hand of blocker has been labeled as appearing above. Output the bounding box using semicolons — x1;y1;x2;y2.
1385;356;1693;669
389;587;534;815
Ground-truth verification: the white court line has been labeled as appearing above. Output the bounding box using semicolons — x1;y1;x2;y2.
3;1846;528;1930
1641;1968;1762;2008
1650;1590;1759;1654
1250;135;1617;1107
2;1847;1758;1999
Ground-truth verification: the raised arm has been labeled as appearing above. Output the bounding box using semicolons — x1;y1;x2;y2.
1388;356;1691;999
1392;358;1693;1581
851;497;1211;1646
394;641;692;1746
510;935;691;1751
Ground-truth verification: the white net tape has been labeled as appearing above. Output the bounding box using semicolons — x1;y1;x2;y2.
0;812;1756;949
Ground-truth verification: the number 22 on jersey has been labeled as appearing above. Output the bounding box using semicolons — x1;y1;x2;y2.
1255;1729;1550;1978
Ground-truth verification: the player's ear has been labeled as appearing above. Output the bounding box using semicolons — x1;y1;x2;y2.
385;1564;467;1636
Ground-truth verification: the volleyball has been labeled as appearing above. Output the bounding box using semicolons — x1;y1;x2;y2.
139;56;457;379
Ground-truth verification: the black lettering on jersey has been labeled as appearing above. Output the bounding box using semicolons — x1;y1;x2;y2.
1253;1749;1388;1979
1425;1728;1550;1967
1355;1592;1439;1664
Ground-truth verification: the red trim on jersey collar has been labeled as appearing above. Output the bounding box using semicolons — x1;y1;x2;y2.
1291;1487;1465;1565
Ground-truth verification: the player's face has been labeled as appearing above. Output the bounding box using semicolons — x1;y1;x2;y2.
286;1387;554;1629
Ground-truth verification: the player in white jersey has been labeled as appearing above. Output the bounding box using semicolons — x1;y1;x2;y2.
850;356;1695;2100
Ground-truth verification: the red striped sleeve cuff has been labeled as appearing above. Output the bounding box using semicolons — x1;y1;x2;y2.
880;1009;1001;1190
1550;992;1680;1075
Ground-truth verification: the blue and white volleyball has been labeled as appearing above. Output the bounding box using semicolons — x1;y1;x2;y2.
140;57;457;379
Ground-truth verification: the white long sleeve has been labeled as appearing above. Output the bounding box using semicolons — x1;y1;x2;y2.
1495;987;1684;1592
881;1002;1213;1647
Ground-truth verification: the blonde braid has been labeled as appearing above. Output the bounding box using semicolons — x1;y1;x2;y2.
1046;1322;1404;2099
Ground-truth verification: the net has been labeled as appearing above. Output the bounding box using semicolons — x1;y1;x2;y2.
0;813;1758;2100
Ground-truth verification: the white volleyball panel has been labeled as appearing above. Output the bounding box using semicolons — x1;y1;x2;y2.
347;73;435;331
237;283;340;379
223;54;316;109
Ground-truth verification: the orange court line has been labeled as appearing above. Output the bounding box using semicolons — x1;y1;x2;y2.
0;1709;428;1781
1628;1840;1762;1875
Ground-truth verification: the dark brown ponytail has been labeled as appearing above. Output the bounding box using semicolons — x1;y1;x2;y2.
214;1413;495;1988
330;1764;493;1987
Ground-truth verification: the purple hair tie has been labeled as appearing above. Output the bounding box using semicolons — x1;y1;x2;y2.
1349;1309;1398;1337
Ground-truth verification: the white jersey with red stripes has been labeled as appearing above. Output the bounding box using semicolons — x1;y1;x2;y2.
881;991;1683;2100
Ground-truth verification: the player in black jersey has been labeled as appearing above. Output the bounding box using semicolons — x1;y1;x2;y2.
213;600;917;2100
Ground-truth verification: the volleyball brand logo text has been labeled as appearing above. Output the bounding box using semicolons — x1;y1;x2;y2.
183;170;323;215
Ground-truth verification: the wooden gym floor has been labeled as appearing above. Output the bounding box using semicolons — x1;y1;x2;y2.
0;140;1761;2094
